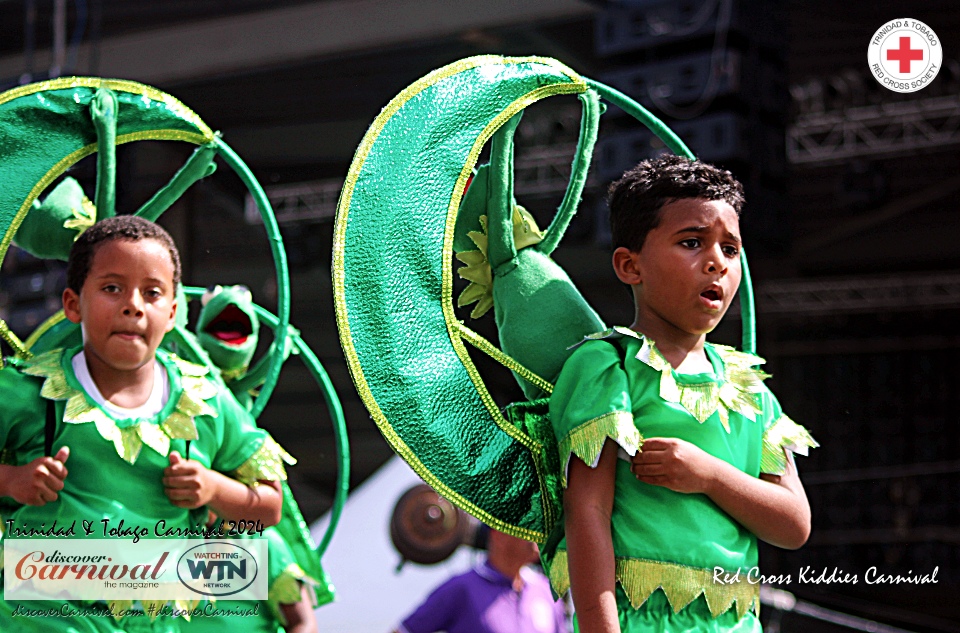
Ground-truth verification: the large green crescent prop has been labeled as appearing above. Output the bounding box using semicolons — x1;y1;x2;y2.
334;55;757;541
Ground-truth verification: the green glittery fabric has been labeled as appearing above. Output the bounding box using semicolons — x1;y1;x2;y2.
335;56;595;541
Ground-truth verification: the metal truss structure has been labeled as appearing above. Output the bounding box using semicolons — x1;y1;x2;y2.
787;94;960;165
247;140;594;225
244;178;343;225
754;270;960;315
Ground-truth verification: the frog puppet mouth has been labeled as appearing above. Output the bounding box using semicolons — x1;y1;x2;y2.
204;304;252;346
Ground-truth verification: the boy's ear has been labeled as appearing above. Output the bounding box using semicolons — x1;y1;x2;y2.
62;288;82;324
612;247;643;285
165;299;178;333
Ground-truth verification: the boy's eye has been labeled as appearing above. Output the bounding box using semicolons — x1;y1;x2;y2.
679;238;700;249
144;288;163;299
102;284;120;293
723;245;740;257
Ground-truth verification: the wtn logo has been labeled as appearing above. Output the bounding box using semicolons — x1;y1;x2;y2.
185;559;247;581
176;542;260;597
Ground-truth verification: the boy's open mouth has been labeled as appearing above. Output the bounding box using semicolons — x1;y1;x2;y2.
205;305;252;346
700;288;721;302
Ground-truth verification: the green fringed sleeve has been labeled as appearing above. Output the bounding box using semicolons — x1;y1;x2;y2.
760;414;819;475
232;434;297;485
549;340;642;486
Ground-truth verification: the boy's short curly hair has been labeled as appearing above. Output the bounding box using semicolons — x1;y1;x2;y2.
607;155;745;252
67;215;182;293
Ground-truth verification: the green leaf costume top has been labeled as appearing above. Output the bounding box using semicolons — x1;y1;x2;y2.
545;328;816;624
0;346;293;629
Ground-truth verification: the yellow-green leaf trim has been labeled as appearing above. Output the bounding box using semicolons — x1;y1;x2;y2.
21;348;216;465
760;415;819;475
557;411;640;487
232;435;296;485
637;338;770;433
549;550;758;620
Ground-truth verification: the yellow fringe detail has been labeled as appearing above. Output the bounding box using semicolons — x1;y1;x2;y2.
557;411;640;487
233;435;297;485
549;550;758;620
760;415;819;475
456;322;554;395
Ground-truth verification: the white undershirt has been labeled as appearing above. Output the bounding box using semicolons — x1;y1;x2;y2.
72;350;169;419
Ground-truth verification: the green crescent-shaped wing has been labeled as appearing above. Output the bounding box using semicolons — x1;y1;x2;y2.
0;77;215;268
334;56;588;541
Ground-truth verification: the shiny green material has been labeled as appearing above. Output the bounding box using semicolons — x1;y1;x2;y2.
0;79;210;261
337;56;759;542
337;56;587;540
91;88;118;218
14;177;94;260
136;144;218;222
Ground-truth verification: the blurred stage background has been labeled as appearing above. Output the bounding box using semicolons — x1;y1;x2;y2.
1;1;958;631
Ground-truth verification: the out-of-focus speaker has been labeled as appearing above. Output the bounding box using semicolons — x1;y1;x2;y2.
390;484;487;570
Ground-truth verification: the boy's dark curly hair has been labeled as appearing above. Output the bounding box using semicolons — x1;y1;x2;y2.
607;155;745;252
67;215;182;293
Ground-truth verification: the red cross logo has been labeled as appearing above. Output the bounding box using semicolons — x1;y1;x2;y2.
887;36;923;73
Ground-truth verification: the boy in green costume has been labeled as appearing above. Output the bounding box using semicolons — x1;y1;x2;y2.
0;216;293;633
548;156;817;632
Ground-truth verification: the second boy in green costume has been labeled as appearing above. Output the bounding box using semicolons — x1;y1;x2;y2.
549;156;817;632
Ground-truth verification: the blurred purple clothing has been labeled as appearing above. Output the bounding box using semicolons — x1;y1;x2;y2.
398;560;567;633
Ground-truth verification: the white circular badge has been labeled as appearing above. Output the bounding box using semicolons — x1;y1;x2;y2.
868;18;942;93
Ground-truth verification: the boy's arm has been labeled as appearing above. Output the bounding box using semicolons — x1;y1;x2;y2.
631;438;810;549
163;451;282;526
565;440;620;633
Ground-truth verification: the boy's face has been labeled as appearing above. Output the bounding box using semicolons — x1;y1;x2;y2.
63;238;177;373
623;198;742;338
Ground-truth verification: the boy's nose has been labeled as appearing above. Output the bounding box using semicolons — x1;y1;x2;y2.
703;249;728;274
123;292;145;316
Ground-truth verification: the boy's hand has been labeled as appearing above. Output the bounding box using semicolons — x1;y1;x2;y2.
4;446;70;506
163;451;216;509
630;437;718;494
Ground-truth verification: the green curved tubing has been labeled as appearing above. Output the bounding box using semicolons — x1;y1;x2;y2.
183;286;350;559
585;78;756;354
136;144;217;222
486;113;521;271
537;89;601;256
211;139;291;418
91;88;118;218
738;251;755;354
